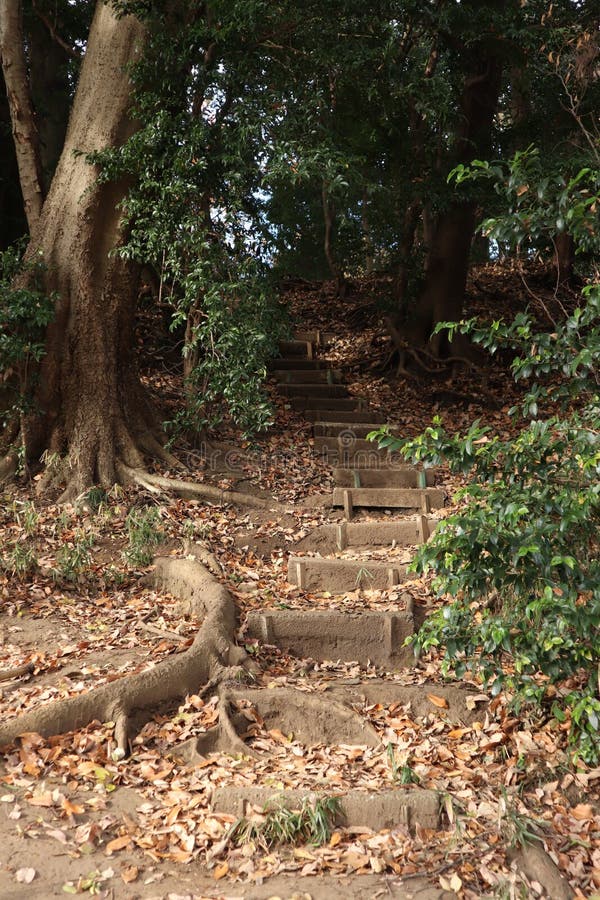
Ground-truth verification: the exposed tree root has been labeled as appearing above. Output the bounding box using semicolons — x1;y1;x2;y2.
0;541;386;767
0;451;17;483
175;686;261;763
184;540;222;577
0;662;35;682
0;546;256;753
173;684;381;766
139;622;188;643
508;842;575;900
118;463;274;509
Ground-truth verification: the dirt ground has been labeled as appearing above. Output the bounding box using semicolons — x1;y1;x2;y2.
0;271;598;899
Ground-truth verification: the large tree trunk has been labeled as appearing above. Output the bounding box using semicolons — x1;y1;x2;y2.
17;2;156;497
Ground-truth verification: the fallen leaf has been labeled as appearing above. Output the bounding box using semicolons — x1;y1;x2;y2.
121;866;139;884
105;834;132;854
16;868;36;884
427;694;449;709
213;862;229;880
571;803;594;821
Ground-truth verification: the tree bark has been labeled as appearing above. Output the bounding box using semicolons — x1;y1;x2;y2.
361;187;374;274
16;2;153;497
554;232;575;285
0;0;45;231
394;198;421;312
321;179;345;295
409;11;504;352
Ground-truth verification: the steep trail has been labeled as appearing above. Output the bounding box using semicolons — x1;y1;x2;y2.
204;327;575;899
251;330;443;668
207;329;474;896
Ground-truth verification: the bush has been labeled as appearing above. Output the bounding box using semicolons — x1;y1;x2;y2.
0;242;55;427
372;151;600;763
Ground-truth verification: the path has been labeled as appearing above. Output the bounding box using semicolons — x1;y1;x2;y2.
207;328;574;899
210;331;479;897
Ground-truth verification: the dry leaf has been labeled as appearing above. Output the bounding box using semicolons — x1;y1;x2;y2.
213;862;229;880
121;866;139;884
62;797;85;816
571;803;594;821
105;834;132;854
427;693;449;709
16;868;36;883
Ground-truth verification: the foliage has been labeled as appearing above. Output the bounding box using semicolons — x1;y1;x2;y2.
451;147;600;274
371;149;600;763
53;529;95;583
499;790;544;850
230;795;340;849
386;743;420;785
0;540;38;577
123;505;164;567
12;499;39;535
89;2;289;436
0;242;55;428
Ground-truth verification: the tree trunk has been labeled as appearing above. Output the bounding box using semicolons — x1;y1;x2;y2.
361;187;374;274
394;198;421;312
554;232;575;285
17;2;155;498
0;0;44;231
410;16;504;352
321;179;345;295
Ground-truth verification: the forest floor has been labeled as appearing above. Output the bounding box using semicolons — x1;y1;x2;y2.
0;267;598;899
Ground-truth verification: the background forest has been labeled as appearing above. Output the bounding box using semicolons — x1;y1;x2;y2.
0;1;599;897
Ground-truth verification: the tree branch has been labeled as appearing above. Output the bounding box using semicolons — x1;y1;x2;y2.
32;2;81;60
0;0;45;230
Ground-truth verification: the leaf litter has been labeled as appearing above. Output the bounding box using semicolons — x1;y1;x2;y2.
0;269;598;898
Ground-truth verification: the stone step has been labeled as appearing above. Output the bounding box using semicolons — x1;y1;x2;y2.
278;339;313;358
314;435;401;455
212;786;440;833
290;398;363;412
287;555;409;592
245;607;415;667
269;357;328;371
278;383;349;398
295;517;437;552
304;409;384;423
334;467;436;488
273;369;342;384
332;487;445;518
314;421;396;439
291;397;368;412
315;447;401;467
293;329;336;346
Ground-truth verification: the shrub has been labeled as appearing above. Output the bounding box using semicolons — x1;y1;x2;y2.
371;151;600;763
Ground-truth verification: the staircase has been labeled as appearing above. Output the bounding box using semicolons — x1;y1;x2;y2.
212;329;480;861
245;329;443;665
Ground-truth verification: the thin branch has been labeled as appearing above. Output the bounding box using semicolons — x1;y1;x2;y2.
32;1;81;60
